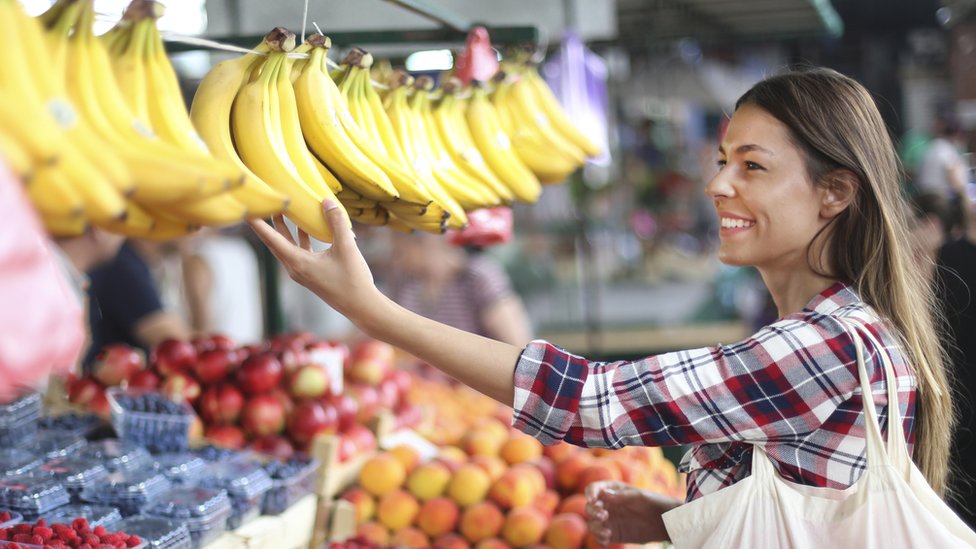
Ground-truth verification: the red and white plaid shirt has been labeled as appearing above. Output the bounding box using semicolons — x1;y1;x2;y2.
512;282;917;501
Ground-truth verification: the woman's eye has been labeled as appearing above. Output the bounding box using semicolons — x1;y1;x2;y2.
745;161;764;170
716;159;727;168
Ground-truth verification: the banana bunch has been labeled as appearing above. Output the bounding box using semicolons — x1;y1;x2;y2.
489;64;602;184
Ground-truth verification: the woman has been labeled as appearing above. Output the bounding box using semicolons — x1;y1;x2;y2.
250;68;955;544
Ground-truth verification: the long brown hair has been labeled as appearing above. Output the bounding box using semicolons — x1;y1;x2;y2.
736;68;954;495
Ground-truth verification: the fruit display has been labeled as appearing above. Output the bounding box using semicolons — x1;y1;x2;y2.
106;389;194;454
194;459;272;530
78;470;171;517
113;516;190;548
40;504;122;531
39;457;109;501
142;486;231;548
0;473;71;521
0;392;42;447
260;455;320;515
0;517;145;548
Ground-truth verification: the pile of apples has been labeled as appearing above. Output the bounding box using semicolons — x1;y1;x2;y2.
68;332;423;461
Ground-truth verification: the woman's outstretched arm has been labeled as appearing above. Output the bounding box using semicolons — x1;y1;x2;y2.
249;201;524;405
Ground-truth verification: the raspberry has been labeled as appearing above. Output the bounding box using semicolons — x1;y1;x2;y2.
92;526;107;538
83;534;101;546
12;533;33;542
6;543;21;549
33;526;54;541
0;529;8;540
0;511;10;522
78;544;93;549
34;519;47;528
71;518;89;532
124;535;141;547
11;524;31;535
30;535;44;545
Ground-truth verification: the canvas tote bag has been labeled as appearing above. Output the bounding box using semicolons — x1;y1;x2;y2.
661;319;976;548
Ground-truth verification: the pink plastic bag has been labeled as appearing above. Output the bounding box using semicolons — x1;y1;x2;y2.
447;207;513;248
453;26;499;84
0;163;86;400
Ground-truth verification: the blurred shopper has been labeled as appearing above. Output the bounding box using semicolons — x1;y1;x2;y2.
917;114;969;234
909;192;952;282
251;68;969;544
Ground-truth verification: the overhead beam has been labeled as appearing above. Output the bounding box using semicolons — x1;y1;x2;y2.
380;0;473;32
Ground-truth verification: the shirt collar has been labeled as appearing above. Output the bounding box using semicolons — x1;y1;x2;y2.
804;281;858;315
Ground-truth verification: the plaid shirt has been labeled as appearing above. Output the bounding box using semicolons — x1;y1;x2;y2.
512;282;917;501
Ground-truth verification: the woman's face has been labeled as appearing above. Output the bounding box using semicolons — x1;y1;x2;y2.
706;104;832;272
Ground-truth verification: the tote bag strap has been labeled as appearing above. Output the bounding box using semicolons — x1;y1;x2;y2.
836;317;912;473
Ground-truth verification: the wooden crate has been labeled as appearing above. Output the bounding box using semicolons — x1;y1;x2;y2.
279;494;318;548
233;515;285;549
326;498;357;543
311;412;394;500
201;532;248;549
309;495;336;549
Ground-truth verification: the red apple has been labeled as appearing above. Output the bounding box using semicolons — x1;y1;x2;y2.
269;333;306;354
194;348;236;385
346;383;380;423
208;334;236;351
324;393;358;432
198;384;245;424
68;376;103;406
92;344;145;387
249;435;295;461
237;344;265;360
161;373;202;405
237;353;283;395
277;347;309;374
268;387;295;419
390;369;412;398
153;339;197;377
288;364;330;399
206;424;246;449
191;336;216;354
337;435;358;462
287;399;338;445
242;394;286;438
127;370;161;390
345;423;377;454
88;389;110;419
394;402;424;430
377;377;400;410
347;340;394;385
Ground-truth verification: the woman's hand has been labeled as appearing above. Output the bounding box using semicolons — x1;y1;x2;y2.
248;201;382;324
585;480;680;545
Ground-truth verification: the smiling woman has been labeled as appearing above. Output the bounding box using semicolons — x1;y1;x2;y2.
248;67;970;545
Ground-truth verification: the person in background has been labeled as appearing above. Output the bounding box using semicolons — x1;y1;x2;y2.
84;240;191;367
384;231;533;347
909;192;952;283
916;114;969;232
52;228;125;305
250;68;957;544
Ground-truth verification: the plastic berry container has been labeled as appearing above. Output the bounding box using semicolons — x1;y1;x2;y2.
195;459;272;530
190;445;237;463
0;392;41;447
80;470;172;517
37;412;106;438
114;516;192;549
24;430;87;460
77;439;154;473
261;455;320;515
40;455;109;500
41;502;123;529
152;453;207;486
0;472;71;520
107;388;195;455
0;510;22;528
144;486;232;548
0;450;43;479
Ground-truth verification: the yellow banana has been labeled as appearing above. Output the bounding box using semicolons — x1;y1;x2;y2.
521;66;602;158
293;35;398;202
231;33;345;243
146;192;248;227
43;213;89;238
0;127;34;181
96;201;156;235
26;165;83;219
348;206;390;226
465;84;541;203
109;17;151;123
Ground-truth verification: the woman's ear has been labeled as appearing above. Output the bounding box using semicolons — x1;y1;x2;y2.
820;169;859;219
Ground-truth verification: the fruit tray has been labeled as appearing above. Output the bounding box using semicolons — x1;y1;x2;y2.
40;455;109;499
0;511;21;529
77;439;153;473
143;487;231;548
113;516;191;549
0;393;41;448
151;454;207;486
0;450;42;479
261;456;320;515
0;473;70;519
24;430;87;461
80;470;172;517
41;503;123;529
107;388;195;454
37;413;105;438
195;459;271;530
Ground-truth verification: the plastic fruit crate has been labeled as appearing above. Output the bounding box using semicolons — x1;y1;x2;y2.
0;510;21;528
41;502;122;529
0;392;40;448
0;472;70;520
114;516;191;549
24;430;87;460
261;455;320;515
37;412;105;438
195;459;272;530
0;450;42;479
77;439;153;473
152;453;207;486
80;470;172;517
107;388;195;454
144;486;232;549
40;455;109;500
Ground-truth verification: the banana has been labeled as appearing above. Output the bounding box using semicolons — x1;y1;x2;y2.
0;127;34;181
292;35;398;202
231;31;345;243
97;201;200;240
348;206;390;226
43;213;90;238
465;84;541;203
26;165;84;219
145;192;248;227
521;66;602;158
189;39;289;219
109;16;151;123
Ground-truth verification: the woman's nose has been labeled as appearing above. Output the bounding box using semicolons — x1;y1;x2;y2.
705;169;734;200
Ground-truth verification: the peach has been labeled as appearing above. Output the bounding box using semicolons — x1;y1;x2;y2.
575;460;622;494
341;487;376;524
439;446;468;470
527;457;557;490
469;455;508;481
532;490;561;518
359;453;407;496
473;417;511;443
545;513;587;549
499;432;543;465
512;464;546;496
389;444;423;474
416;496;460;538
460;501;505;543
488;468;537;510
502;506;549;548
407;460;453;501
542;442;579;464
391;526;431;549
356;521;390;546
377;488;421;531
556;452;595;493
447;463;492;507
557;494;587;518
474;538;513;549
463;430;503;457
433;533;471;549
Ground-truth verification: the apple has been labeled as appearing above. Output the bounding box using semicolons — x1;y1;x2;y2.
127;369;161;390
345;423;377;454
288;364;330;399
68;376;103;406
287;399;338;445
237;353;283;395
269;333;306;354
191;336;215;354
394;402;424;431
194;348;236;385
206;424;246;449
160;372;202;405
337;434;358;462
348;340;395;385
268;387;295;419
250;435;295;461
277;347;309;373
152;339;197;377
92;344;145;386
242;394;286;438
198;384;245;424
377;377;400;410
88;389;110;419
346;383;380;423
389;370;413;400
208;334;236;351
237;344;266;360
324;393;358;432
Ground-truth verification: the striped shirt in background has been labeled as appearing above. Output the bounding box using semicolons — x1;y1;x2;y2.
511;282;917;501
